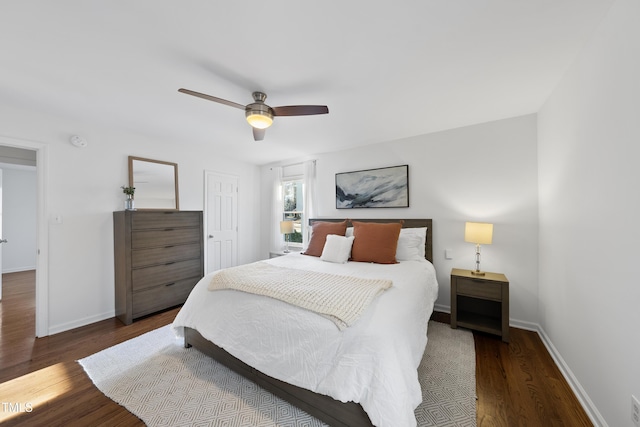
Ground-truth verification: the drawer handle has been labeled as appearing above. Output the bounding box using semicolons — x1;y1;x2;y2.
165;282;176;287
164;245;174;249
164;228;175;231
165;261;175;265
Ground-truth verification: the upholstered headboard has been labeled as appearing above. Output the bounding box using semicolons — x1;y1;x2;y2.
308;218;433;263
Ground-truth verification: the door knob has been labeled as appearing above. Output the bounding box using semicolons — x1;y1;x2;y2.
0;239;7;244
208;235;214;239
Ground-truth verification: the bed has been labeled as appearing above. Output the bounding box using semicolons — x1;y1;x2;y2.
172;218;436;427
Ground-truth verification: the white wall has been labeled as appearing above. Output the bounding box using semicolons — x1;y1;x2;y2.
262;114;539;325
0;104;262;335
538;0;640;425
1;165;37;273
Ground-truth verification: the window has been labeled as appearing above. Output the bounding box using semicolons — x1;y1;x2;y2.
282;178;304;247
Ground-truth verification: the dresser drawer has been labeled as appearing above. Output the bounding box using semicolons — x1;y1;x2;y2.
132;243;201;268
132;227;201;249
132;277;198;318
456;277;502;301
131;211;201;230
132;258;202;291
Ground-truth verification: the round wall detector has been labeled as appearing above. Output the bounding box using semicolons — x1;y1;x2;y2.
69;135;87;148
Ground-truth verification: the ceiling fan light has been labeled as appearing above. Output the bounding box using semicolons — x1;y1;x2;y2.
247;111;273;129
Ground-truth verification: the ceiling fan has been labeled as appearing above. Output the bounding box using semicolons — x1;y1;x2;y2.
178;88;329;141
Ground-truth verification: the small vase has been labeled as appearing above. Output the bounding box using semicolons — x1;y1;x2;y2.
124;196;135;211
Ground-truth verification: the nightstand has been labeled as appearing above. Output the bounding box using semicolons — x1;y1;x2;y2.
450;268;509;342
270;250;302;258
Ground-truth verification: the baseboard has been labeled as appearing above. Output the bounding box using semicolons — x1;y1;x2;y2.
433;303;450;314
48;310;115;336
508;318;538;332
2;266;36;274
535;324;608;427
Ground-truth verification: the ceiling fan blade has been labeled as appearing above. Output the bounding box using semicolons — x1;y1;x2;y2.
253;127;266;141
272;105;329;116
178;88;246;110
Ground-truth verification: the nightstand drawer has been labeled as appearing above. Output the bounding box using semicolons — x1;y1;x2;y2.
456;278;502;301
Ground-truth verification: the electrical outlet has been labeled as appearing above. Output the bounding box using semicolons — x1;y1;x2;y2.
632;395;640;427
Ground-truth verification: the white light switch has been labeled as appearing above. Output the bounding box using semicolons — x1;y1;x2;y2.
445;249;453;260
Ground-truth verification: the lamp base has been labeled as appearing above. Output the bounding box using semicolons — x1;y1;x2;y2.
471;270;486;276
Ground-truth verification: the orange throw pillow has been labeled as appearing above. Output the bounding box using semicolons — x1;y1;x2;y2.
303;220;348;257
351;221;403;264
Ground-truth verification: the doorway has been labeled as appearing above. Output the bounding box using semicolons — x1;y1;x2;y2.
0;162;37;297
0;136;49;337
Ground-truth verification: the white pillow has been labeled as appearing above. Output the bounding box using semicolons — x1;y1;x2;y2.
320;234;355;264
396;227;428;261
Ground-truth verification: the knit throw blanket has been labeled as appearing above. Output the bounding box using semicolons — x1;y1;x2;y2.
208;262;392;330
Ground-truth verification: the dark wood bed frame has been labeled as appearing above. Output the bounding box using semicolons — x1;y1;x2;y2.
184;218;433;426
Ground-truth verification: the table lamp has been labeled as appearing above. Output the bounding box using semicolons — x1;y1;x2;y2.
464;222;493;276
280;220;294;253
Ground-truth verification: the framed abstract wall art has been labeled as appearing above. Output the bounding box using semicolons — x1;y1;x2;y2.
336;164;409;209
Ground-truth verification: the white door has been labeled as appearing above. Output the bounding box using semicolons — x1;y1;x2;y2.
0;169;3;300
205;172;238;274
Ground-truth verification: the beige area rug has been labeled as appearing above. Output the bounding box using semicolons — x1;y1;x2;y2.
79;321;476;427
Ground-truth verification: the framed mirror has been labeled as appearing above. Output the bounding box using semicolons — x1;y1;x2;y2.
128;156;179;210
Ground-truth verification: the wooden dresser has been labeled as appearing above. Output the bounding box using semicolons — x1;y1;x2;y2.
113;210;204;325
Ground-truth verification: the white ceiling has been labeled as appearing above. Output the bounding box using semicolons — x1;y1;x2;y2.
0;1;613;165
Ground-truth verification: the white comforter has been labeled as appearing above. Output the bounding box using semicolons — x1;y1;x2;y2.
172;253;439;427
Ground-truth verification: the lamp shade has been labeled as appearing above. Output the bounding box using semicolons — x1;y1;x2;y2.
280;220;294;234
464;222;493;245
246;112;273;129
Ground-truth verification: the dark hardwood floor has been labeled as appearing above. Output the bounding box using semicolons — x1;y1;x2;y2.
0;271;593;426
